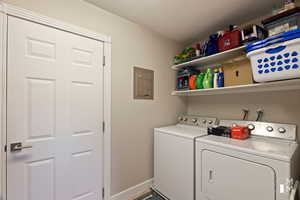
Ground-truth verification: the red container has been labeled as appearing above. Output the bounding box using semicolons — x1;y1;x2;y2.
231;126;249;140
218;30;241;52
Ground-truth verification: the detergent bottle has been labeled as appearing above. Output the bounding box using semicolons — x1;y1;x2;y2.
196;73;205;89
213;69;219;88
203;68;213;89
218;68;224;88
189;75;197;90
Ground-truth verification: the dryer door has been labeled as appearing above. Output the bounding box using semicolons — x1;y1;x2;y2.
202;150;275;200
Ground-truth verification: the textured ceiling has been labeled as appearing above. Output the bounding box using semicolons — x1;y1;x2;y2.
86;0;281;43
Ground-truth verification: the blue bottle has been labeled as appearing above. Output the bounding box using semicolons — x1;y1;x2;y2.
218;68;224;88
206;34;219;56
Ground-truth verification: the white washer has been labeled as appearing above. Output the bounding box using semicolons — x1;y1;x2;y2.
196;120;300;200
153;115;217;200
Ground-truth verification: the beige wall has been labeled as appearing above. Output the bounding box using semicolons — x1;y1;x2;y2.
2;0;187;195
187;91;300;142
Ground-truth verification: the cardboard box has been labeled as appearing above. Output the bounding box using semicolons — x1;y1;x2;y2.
222;56;254;87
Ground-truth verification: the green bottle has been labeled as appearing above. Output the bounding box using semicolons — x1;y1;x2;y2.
196;73;205;89
203;68;213;89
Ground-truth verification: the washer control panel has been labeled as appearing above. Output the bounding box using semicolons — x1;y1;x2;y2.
178;115;217;128
219;120;297;141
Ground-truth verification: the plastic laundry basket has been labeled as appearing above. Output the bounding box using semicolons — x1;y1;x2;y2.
246;29;300;82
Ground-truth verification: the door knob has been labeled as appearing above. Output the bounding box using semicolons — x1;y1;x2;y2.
10;142;32;152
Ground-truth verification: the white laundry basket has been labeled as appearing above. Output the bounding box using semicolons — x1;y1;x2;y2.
247;29;300;82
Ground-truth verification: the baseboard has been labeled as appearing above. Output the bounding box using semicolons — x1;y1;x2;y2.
111;179;153;200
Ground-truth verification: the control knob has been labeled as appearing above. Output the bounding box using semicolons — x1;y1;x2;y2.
247;124;255;131
266;126;274;132
278;127;286;134
208;120;213;124
192;118;198;123
202;119;207;124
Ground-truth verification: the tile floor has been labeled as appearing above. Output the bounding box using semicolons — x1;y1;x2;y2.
135;190;165;200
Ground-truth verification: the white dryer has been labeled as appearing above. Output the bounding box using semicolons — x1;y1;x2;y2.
196;120;299;200
153;115;217;200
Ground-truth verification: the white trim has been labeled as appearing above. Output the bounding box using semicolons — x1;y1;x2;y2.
104;40;112;200
0;11;7;200
0;2;111;43
111;179;153;200
0;3;112;200
0;10;2;200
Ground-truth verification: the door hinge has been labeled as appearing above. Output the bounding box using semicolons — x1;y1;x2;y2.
102;121;105;133
4;145;7;152
103;56;106;67
102;187;105;199
285;178;294;193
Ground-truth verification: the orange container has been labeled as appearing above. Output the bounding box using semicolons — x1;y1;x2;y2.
189;75;197;90
231;126;249;140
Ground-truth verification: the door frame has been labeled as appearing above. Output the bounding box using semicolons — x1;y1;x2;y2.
0;3;112;200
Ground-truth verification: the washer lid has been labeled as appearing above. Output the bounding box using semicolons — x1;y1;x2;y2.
196;135;298;162
155;124;208;139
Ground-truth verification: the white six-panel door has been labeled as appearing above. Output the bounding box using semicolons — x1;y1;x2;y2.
7;16;103;200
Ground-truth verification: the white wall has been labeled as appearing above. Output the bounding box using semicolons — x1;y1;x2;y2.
1;0;187;196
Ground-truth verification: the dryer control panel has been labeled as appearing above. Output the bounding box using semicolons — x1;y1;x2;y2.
178;115;217;128
219;120;297;141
